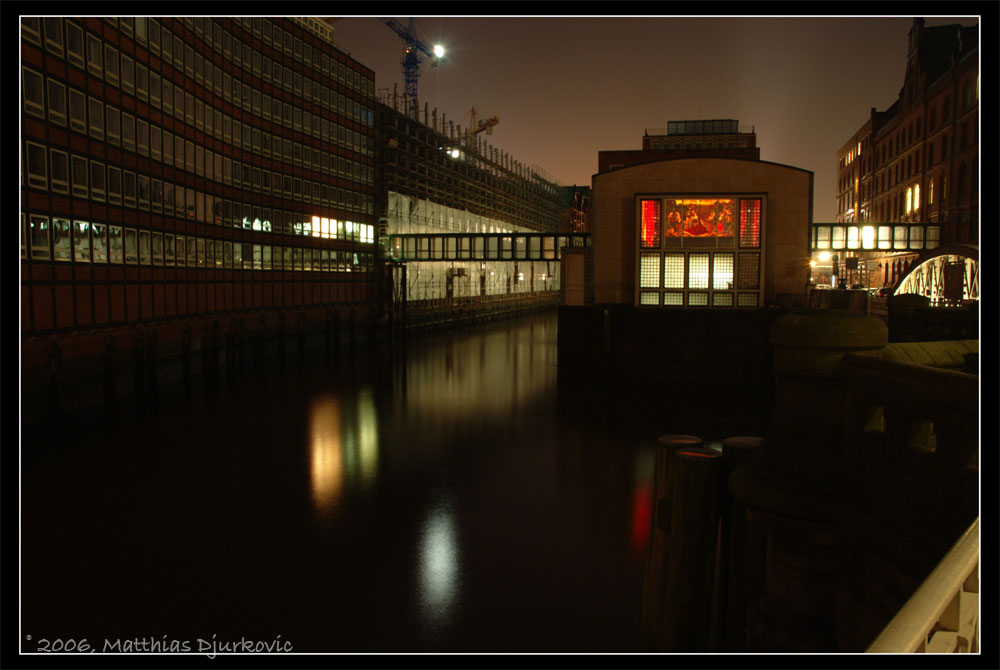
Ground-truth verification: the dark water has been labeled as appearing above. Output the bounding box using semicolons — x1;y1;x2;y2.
21;311;771;654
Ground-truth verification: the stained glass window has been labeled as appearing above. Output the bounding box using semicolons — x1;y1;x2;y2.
739;199;761;248
640;199;660;248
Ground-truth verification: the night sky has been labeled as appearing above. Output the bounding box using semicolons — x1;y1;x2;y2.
328;15;979;222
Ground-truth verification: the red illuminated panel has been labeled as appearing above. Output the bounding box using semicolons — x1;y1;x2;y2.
640;200;660;247
739;199;761;248
630;481;652;557
663;198;735;238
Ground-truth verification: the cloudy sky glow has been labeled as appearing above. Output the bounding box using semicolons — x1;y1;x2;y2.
329;15;979;222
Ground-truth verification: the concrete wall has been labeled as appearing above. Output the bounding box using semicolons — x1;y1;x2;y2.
591;158;813;306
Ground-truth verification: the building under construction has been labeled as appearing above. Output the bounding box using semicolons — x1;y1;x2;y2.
375;90;571;322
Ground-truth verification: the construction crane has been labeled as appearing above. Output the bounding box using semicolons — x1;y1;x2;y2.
379;18;446;121
464;107;500;150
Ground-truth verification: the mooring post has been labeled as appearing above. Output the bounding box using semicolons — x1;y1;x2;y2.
639;434;703;651
660;446;724;652
719;435;763;652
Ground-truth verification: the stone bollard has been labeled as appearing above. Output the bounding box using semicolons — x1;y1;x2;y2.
660;447;725;652
640;434;703;651
730;309;887;652
719;435;764;652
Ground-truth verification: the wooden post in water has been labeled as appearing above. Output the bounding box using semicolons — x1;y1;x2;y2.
719;435;763;651
660;446;724;652
639;434;703;650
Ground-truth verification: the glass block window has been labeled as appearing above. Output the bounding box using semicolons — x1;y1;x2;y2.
712;292;734;307
663;292;683;306
640;199;660;248
639;292;660;306
688;292;708;306
738;293;759;307
688;254;710;289
738;253;760;289
639;253;661;288
713;253;734;290
664;253;685;288
739;198;761;247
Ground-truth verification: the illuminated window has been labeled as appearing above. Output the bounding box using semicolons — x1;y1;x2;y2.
639;292;660;306
713;254;734;289
663;253;685;288
30;215;51;260
905;187;912;214
640;199;660;247
639;253;660;288
712;293;733;307
688;292;708;306
928;180;934;206
739;198;761;247
688;254;709;289
51;218;72;261
913;184;920;211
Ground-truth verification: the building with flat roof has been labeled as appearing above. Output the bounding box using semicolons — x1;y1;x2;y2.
20;16;379;417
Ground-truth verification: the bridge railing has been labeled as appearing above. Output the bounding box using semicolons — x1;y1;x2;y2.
867;518;979;653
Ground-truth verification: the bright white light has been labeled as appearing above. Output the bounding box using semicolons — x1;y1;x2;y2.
418;500;458;631
433;44;445;58
819;251;832;262
861;226;876;249
450;148;460;158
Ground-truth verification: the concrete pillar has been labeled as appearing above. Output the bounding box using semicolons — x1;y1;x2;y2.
729;309;887;651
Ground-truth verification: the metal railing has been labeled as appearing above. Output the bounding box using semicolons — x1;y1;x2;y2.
867;518;979;653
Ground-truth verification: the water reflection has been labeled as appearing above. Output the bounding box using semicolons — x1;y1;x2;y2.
418;494;460;634
309;387;381;518
398;317;556;423
309;394;344;515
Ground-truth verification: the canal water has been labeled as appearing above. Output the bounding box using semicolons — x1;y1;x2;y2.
21;310;772;653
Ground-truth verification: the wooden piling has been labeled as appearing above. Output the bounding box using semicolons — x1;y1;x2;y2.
640;434;703;650
660;446;724;652
719;436;763;652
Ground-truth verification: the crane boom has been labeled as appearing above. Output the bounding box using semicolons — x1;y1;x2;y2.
379;18;445;120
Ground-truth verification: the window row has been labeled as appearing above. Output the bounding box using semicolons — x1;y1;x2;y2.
23;66;374;171
24;214;375;272
24;142;375;217
638;252;759;291
638;197;762;249
638;291;760;308
21;17;374;136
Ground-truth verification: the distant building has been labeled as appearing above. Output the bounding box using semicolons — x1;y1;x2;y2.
560;185;591;234
375;94;565;300
599;119;759;173
589;119;810;309
834;18;978;295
